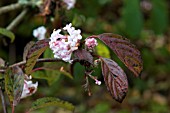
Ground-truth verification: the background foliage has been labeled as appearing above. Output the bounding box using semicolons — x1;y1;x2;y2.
0;0;170;112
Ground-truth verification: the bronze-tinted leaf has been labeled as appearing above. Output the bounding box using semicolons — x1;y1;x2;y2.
73;49;93;66
25;39;49;75
100;57;128;103
5;66;24;107
23;41;35;61
98;33;143;77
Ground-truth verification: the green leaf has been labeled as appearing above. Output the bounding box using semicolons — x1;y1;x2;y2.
150;0;168;34
0;73;4;79
96;41;110;58
0;27;15;43
5;66;24;107
25;39;49;75
122;0;143;38
28;97;75;112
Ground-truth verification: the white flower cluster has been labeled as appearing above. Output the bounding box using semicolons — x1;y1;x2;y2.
63;0;76;10
85;38;98;49
49;23;82;63
21;76;38;99
33;26;46;40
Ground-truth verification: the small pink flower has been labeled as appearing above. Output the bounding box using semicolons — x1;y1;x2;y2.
95;79;101;85
85;38;98;49
33;26;46;40
21;76;38;99
63;0;76;10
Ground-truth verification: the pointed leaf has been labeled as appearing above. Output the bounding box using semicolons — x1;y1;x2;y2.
5;66;24;107
28;97;75;112
0;27;15;43
23;41;35;61
100;57;128;103
25;39;49;75
97;33;143;77
73;49;93;66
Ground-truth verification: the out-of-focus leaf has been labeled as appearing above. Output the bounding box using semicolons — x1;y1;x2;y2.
73;49;93;66
96;41;110;58
28;97;75;112
97;33;143;77
43;48;53;58
5;66;24;107
0;58;5;67
23;41;35;61
150;0;168;34
100;57;128;103
0;27;15;43
0;73;4;79
122;0;143;37
25;39;49;75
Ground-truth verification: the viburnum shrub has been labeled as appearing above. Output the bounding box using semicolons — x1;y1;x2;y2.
0;0;143;113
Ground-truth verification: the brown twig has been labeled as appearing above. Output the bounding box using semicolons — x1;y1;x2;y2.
0;3;23;15
6;8;29;31
0;58;62;73
0;87;8;113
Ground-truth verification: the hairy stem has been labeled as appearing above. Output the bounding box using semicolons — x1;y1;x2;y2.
0;3;23;15
0;87;8;113
6;8;29;31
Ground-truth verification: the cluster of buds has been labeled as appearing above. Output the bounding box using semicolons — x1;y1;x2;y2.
49;23;82;63
33;26;46;40
21;76;38;99
85;38;98;49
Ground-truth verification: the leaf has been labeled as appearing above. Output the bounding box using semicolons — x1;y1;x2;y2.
0;27;15;43
28;97;75;112
5;66;24;107
96;41;110;58
25;39;49;75
122;0;143;37
73;49;93;66
100;57;128;103
23;41;35;61
150;0;168;34
98;33;143;77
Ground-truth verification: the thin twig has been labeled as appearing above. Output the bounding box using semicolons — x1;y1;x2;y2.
0;3;23;15
0;87;8;113
0;58;62;73
6;8;29;31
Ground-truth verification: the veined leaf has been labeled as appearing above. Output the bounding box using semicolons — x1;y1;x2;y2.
98;33;143;77
23;41;35;61
25;39;49;75
5;66;24;107
100;57;128;103
28;97;75;112
0;27;15;43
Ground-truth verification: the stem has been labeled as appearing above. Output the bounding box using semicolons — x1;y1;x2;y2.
0;3;23;15
6;8;29;31
12;105;15;113
0;58;62;73
0;87;8;113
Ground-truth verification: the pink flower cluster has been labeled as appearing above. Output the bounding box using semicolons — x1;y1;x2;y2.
49;23;82;63
21;76;38;99
33;26;46;40
85;38;98;49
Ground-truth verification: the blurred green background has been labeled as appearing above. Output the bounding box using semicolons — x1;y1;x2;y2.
0;0;170;113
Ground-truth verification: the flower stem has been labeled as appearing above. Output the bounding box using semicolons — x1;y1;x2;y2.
0;87;8;113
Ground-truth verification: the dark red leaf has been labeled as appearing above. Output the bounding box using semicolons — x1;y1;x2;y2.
98;33;143;77
73;49;93;66
23;41;35;61
100;57;128;103
25;39;49;75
